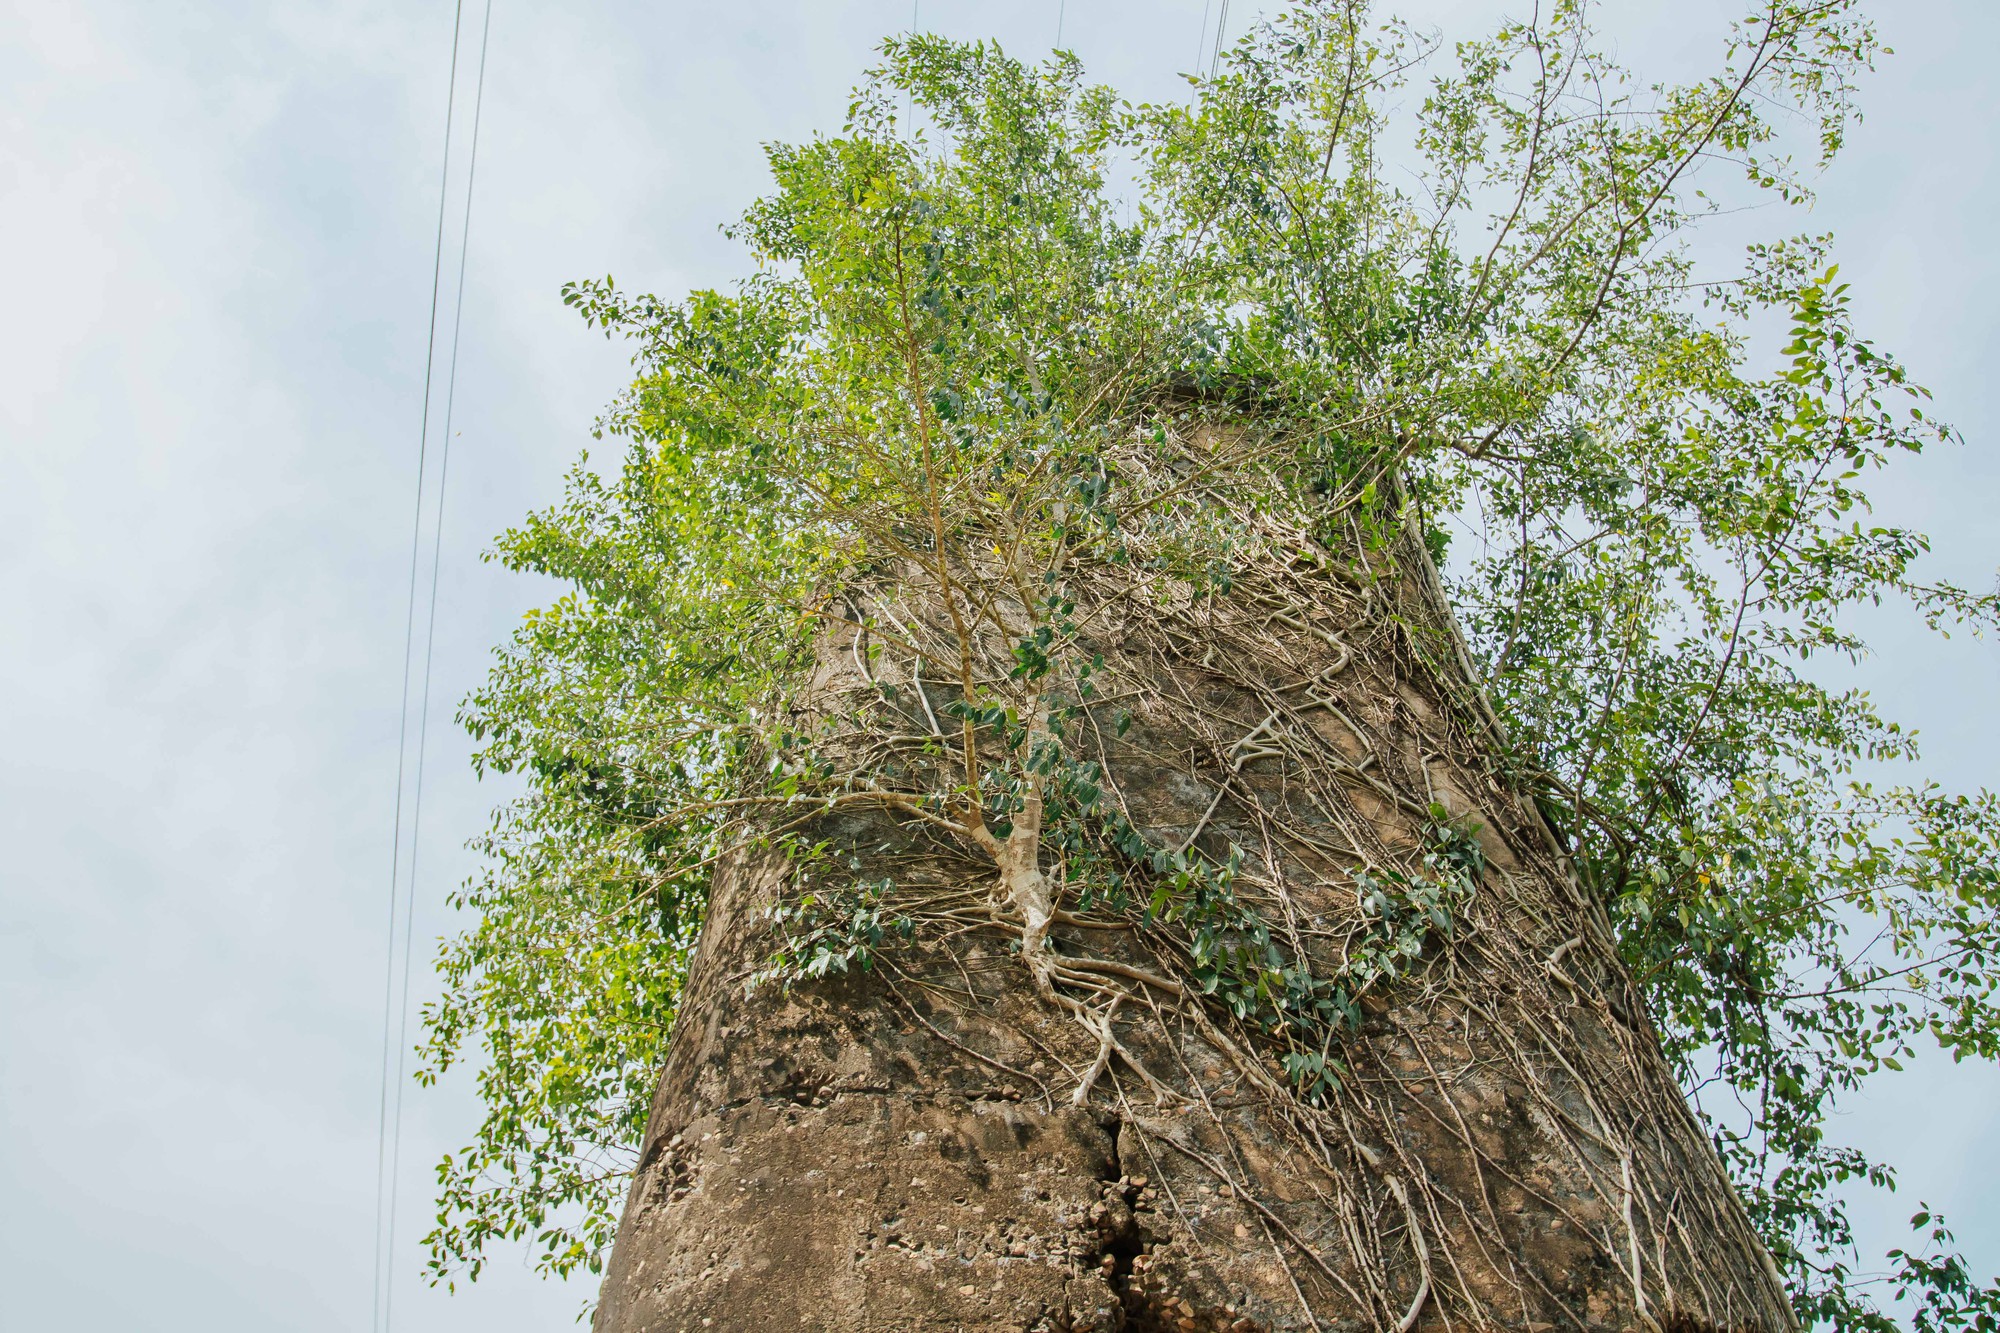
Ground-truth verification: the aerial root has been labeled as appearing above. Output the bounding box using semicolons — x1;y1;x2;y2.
1386;1174;1432;1333
1624;1149;1665;1333
1072;992;1125;1106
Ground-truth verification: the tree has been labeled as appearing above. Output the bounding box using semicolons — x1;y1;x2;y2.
417;3;2000;1329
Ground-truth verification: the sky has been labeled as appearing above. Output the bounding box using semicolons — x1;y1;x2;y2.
0;1;1993;1329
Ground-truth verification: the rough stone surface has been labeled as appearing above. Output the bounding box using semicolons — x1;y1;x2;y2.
593;856;1169;1332
593;520;1795;1332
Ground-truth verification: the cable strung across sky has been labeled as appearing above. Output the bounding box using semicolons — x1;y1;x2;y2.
371;3;492;1332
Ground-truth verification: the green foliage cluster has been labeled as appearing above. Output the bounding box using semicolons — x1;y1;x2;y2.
416;3;2000;1324
1034;734;1487;1105
1154;813;1484;1104
757;872;915;987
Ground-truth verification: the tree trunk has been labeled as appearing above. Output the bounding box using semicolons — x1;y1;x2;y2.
592;491;1795;1332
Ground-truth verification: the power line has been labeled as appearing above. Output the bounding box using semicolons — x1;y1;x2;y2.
371;3;464;1329
1196;0;1213;71
371;2;492;1330
1210;0;1232;79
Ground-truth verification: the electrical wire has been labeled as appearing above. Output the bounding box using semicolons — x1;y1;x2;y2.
1210;0;1232;78
371;2;492;1330
370;4;464;1329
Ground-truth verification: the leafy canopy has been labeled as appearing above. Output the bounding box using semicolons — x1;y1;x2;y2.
417;3;2000;1326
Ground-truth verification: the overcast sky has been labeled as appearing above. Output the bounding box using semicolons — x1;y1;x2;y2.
1;1;1994;1329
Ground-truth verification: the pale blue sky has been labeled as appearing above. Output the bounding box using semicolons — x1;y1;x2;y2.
1;2;1993;1329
